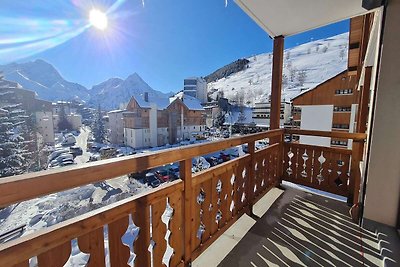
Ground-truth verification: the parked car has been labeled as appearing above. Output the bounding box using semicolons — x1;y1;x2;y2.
145;172;161;188
219;153;230;162
88;154;101;162
48;149;69;162
61;134;76;146
155;169;170;182
60;159;75;166
55;153;74;162
168;166;180;180
70;146;83;157
205;156;219;167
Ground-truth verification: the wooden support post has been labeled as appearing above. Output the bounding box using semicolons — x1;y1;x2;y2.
246;141;256;215
349;140;363;207
180;159;192;266
357;66;372;134
270;36;284;144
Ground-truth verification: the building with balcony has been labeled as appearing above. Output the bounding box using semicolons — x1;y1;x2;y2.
183;77;208;104
252;100;291;129
1;1;399;267
114;92;206;149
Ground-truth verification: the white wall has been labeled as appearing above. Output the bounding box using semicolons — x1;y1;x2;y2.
300;105;333;146
108;111;124;145
363;3;400;227
35;111;55;144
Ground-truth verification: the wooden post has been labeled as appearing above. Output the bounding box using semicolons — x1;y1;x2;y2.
270;36;284;144
246;141;256;215
180;159;192;266
357;66;372;134
349;140;363;206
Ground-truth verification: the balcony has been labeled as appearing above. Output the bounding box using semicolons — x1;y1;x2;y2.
1;128;390;267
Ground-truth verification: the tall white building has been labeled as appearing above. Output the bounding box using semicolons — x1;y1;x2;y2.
107;110;125;145
252;101;291;128
183;77;208;103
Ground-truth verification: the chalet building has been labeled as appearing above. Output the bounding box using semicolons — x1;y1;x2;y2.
252;100;291;129
109;92;206;148
292;70;359;148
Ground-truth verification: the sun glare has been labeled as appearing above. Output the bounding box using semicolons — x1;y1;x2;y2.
89;9;108;30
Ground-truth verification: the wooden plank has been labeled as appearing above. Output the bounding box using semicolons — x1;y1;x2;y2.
0;181;182;267
151;199;167;267
270;36;284;132
12;261;29;267
133;203;151;267
108;216;130;267
349;141;363;205
285;129;366;141
169;191;184;267
201;179;212;243
37;241;71;267
180;158;193;265
0;129;283;208
78;227;106;267
246;141;256;213
284;142;352;155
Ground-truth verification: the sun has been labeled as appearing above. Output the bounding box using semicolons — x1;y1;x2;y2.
89;9;108;30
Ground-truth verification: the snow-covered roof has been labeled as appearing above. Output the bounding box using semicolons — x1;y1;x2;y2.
107;109;125;114
236;0;372;37
291;69;347;101
131;95;170;110
169;92;204;111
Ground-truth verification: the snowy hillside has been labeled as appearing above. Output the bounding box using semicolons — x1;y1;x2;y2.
0;59;90;101
89;73;172;110
208;33;349;105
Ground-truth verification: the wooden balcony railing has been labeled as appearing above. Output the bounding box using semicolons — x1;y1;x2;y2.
0;128;365;267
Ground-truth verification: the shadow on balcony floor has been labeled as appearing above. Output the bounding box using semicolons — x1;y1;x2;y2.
219;186;383;267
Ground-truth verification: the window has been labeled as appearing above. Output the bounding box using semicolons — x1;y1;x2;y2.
332;124;349;129
331;140;348;146
334;106;351;112
335;89;353;95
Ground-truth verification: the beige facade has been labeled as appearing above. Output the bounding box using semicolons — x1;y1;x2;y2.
35;111;55;144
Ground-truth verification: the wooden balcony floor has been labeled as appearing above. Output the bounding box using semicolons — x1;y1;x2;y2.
218;186;383;267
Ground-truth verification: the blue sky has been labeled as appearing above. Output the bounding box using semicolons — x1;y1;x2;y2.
0;0;349;93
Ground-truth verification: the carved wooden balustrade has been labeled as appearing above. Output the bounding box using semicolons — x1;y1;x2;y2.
0;128;365;267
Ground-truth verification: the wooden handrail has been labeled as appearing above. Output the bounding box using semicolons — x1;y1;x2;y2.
284;129;366;141
0;129;284;208
0;180;183;267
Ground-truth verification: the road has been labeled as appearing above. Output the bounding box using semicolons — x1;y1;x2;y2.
74;126;91;165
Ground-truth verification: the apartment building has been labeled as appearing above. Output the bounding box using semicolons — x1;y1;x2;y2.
292;70;359;148
110;92;206;149
252;100;291;128
183;77;208;103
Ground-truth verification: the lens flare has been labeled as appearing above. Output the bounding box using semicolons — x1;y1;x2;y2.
89;9;108;30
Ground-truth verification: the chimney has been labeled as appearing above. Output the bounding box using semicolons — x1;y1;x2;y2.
144;92;149;102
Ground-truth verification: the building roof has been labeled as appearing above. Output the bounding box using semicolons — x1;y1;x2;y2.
107;109;125;114
235;0;372;37
169;92;205;111
291;70;347;101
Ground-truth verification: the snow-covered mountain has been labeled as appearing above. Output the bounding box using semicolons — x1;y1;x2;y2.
0;60;172;110
0;59;91;101
89;73;172;110
207;32;349;105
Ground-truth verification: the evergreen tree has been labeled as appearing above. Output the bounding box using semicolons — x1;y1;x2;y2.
57;104;73;131
93;105;106;144
0;100;32;177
